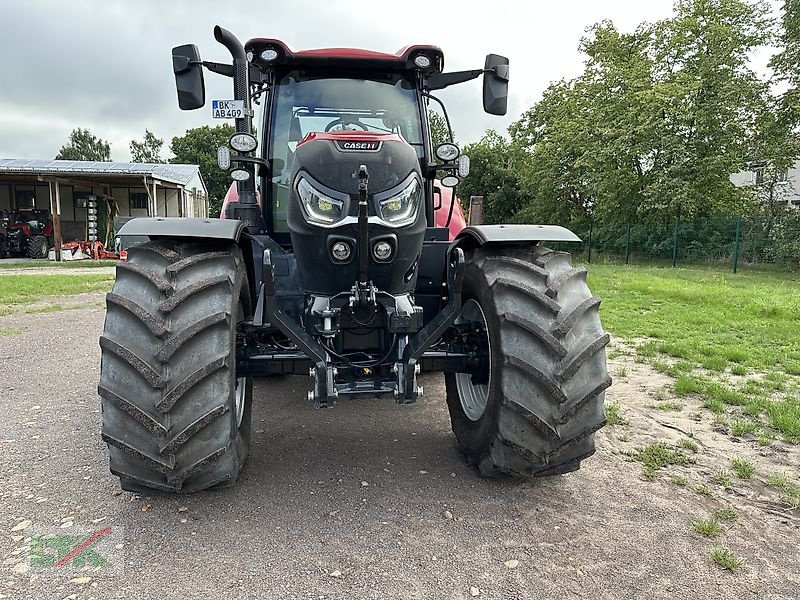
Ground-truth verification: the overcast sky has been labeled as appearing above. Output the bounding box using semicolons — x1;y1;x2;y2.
0;0;680;161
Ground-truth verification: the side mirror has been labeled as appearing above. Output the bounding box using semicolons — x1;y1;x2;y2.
172;44;206;110
483;54;509;116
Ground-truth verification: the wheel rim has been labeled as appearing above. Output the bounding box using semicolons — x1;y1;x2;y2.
455;299;492;421
234;377;246;428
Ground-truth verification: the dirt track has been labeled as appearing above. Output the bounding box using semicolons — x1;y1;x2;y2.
1;301;798;599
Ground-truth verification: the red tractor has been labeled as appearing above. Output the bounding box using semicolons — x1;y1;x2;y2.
100;27;610;493
0;209;52;259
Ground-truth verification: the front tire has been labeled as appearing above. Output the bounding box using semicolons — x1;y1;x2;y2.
27;235;48;259
445;245;611;477
98;240;252;493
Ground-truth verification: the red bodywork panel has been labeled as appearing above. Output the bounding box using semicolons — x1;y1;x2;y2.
9;223;31;237
220;183;239;219
297;131;404;147
433;183;466;240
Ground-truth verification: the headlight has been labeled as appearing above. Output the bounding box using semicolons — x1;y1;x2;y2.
296;177;346;226
376;178;421;227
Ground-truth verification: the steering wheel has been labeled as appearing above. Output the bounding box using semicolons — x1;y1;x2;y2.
325;119;369;133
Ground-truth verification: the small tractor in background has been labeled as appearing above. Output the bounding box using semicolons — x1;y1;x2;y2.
0;209;52;259
99;26;610;493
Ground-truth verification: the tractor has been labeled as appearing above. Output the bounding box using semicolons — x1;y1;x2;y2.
0;209;52;259
99;26;611;493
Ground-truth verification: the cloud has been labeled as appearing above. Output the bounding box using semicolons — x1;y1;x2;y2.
0;0;675;160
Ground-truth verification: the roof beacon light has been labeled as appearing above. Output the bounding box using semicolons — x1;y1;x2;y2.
260;48;279;62
414;54;432;69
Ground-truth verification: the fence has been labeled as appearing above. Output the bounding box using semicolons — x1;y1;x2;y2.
549;215;800;272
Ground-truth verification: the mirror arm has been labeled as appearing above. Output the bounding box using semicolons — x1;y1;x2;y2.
201;61;268;84
201;60;234;77
426;69;483;91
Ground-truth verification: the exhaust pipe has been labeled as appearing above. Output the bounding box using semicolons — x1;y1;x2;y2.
213;25;259;218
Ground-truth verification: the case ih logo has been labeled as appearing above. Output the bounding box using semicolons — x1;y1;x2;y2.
334;140;382;152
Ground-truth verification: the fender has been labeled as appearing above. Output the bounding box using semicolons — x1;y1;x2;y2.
117;217;245;241
452;224;580;249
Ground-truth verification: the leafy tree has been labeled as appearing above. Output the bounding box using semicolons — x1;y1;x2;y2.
510;0;775;225
769;0;800;130
459;130;523;224
428;110;453;149
170;124;234;217
130;130;164;163
55;128;111;161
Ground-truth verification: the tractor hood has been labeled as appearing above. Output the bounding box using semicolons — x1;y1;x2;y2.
286;131;427;296
291;132;420;197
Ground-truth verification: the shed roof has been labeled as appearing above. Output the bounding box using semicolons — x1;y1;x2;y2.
0;159;201;187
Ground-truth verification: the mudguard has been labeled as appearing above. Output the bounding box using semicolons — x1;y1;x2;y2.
452;224;580;248
117;217;245;241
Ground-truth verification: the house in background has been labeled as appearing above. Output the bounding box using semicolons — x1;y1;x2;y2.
0;159;208;241
730;161;800;208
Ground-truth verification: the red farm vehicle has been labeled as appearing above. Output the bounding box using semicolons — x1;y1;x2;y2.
100;27;610;493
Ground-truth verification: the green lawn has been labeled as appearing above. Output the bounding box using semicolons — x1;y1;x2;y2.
586;264;800;442
0;260;118;269
0;274;114;315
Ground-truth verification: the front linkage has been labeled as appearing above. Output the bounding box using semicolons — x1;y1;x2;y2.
245;236;466;408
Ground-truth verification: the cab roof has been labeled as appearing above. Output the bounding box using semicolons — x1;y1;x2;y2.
244;38;444;74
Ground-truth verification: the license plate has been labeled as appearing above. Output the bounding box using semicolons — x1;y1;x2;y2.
212;100;245;119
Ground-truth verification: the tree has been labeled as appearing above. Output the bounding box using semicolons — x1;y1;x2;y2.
170;124;235;218
509;0;775;226
55;128;112;161
428;110;453;149
130;130;164;163
769;0;800;130
459;130;523;224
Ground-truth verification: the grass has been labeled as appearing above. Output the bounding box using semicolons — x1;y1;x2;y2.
692;518;722;537
648;401;684;412
605;402;626;426
587;264;800;442
730;364;748;376
0;260;117;269
0;273;113;314
629;442;692;479
670;475;688;487
711;547;743;571
695;484;712;496
678;438;699;452
731;458;755;479
711;471;734;489
0;326;24;336
714;508;738;521
24;303;66;314
730;418;759;437
766;472;800;509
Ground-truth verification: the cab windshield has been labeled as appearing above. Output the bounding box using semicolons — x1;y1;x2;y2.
267;71;423;233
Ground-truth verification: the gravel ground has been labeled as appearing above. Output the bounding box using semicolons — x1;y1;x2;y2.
1;300;798;600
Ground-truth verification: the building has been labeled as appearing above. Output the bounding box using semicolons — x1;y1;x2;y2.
0;159;208;242
731;161;800;208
